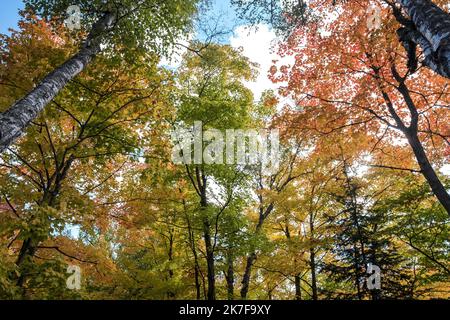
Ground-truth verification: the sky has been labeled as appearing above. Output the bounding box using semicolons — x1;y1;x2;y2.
0;0;24;35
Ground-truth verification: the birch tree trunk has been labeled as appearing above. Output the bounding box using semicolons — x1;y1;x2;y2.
397;0;450;78
0;12;116;153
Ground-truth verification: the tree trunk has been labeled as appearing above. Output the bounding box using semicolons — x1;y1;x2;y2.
0;12;116;152
191;238;202;300
182;198;202;300
15;238;38;287
309;247;318;300
308;213;318;300
407;131;450;215
397;0;450;78
240;205;274;299
353;243;363;300
294;274;302;300
14;156;75;288
240;252;257;299
194;260;201;299
225;250;235;300
203;218;216;300
240;215;265;299
167;231;176;299
189;166;217;301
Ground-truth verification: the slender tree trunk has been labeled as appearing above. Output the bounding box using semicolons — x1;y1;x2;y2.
294;274;302;300
191;237;202;300
182;198;202;300
0;12;116;152
203;218;216;300
407;132;450;215
353;243;363;300
240;252;257;299
308;214;318;300
193;259;202;300
397;0;450;78
284;222;303;301
14;156;75;288
188;240;202;300
309;247;318;300
190;166;216;301
15;238;38;287
199;181;216;300
201;271;207;300
240;203;275;299
225;249;235;300
240;213;267;299
167;231;176;299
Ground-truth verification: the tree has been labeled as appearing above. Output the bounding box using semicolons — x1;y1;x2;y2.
378;176;450;292
390;0;450;79
269;0;450;215
0;14;174;295
232;0;450;79
1;0;449;301
324;159;412;300
239;132;308;299
0;0;200;152
174;43;256;300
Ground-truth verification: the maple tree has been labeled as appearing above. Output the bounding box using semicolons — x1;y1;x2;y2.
268;0;450;215
232;0;450;77
174;42;256;300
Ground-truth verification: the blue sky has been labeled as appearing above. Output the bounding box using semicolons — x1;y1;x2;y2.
0;0;24;35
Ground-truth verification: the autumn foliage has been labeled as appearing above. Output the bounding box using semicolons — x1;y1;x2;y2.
0;2;449;300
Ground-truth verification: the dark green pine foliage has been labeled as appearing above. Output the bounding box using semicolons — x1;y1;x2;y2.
323;165;412;300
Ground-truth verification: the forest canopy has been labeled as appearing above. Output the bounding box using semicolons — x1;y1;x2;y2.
0;0;448;300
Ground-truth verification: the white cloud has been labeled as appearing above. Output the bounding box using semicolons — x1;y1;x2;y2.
230;24;294;101
160;24;294;102
441;164;450;177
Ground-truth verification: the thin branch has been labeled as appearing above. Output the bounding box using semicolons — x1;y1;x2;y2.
37;246;98;265
369;164;422;173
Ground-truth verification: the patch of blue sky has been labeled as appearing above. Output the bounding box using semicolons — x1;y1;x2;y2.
0;0;24;35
